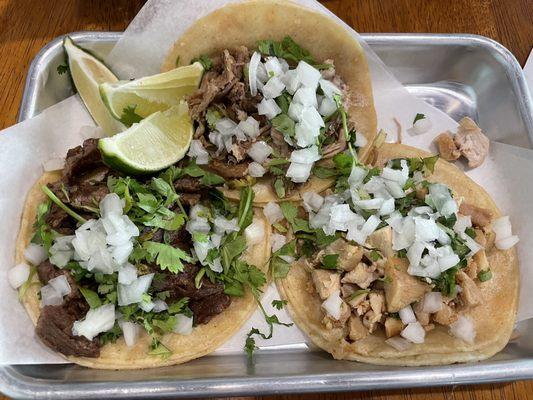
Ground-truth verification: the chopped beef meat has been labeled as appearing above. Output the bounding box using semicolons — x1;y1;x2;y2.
45;203;77;234
36;305;100;358
180;193;201;208
453;117;490;168
435;132;461;161
69;183;110;210
270;128;291;159
189;293;231;324
63;138;109;185
207;159;249;179
37;260;63;284
174;177;203;193
459;202;492;227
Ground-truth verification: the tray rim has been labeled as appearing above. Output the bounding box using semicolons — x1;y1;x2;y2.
4;31;533;399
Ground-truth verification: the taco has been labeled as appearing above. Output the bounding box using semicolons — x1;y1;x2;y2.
15;138;271;369
161;0;377;205
274;143;519;365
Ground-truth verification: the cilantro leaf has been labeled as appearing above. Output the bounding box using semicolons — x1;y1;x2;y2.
120;105;143;127
57;63;69;75
237;186;254;230
413;113;426;124
149;338;172;359
321;254;339;270
271;299;287;310
192;54;213;71
271;114;295;138
168;297;189;314
31;200;54;253
478;269;492;282
152;316;177;333
142;241;192;273
279;202;298;224
257;36;315;65
79;287;102;308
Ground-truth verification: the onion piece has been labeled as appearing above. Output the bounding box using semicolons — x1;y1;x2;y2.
24;243;47;266
100;193;124;218
263;202;284;224
295;120;321;148
319;96;337;117
271;233;287;253
245;219;265;245
288;101;304;122
248;141;273;163
302;192;324;213
248;162;266;178
421;292;443;313
118;320;140;347
214;216;239;234
493;216;513;240
321;289;343;320
290;145;321;164
378;198;395;216
264;57;284;77
248;51;261;96
401;322;425;344
118;263;138;285
385;336;413;351
238;116;260;139
281;69;301;95
399;305;417;324
42;158;65;172
152;300;168;313
257;98;282;119
187;140;209;165
354;198;384;210
173;314;194;335
40;284;63;307
262;76;286;99
449;315;476;344
410;117;432;135
48;275;71;297
8;263;30;289
496;235;520;250
72;303;116;340
295;61;321;89
286;162;313;183
292;87;318;108
117;273;154;306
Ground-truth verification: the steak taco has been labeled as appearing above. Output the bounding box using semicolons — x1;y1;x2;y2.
273;143;519;365
14;138;271;369
161;0;377;205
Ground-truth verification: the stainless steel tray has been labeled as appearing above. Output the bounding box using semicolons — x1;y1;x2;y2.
2;31;533;399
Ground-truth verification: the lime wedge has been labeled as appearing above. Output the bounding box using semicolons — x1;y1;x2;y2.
100;62;204;126
64;36;125;135
98;102;193;174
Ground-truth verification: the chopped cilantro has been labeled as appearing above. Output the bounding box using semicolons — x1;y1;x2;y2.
149;338;172;359
368;249;382;262
119;105;143;127
257;36;315;65
321;254;339;270
206;108;222;130
167;298;189;314
413;113;425;124
31;201;54;253
141;241;192;273
478;269;492;282
271;239;296;279
271;299;288;310
192;54;213;71
274;177;287;198
275;92;292;114
41;185;86;224
271;114;295;137
100;322;122;345
79;287;102;308
57;63;69;75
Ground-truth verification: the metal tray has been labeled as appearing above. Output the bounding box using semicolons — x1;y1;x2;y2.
2;32;533;399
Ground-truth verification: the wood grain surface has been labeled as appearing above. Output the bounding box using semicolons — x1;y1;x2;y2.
0;0;531;399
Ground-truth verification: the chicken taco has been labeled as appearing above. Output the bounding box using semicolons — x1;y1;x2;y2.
161;0;377;205
14;138;271;369
272;143;519;365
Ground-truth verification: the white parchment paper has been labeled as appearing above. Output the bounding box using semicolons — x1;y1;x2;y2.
0;0;531;364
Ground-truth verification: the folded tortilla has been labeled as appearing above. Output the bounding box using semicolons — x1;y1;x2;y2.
161;0;377;205
16;172;271;369
276;143;519;365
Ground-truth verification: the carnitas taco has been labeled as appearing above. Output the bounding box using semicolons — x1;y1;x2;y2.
14;138;271;369
161;0;377;205
273;143;519;365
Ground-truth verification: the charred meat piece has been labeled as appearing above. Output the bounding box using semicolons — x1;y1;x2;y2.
144;226;192;252
180;193;201;208
454;117;490;168
45;203;77;235
174;177;203;193
36;305;100;357
69;183;110;210
63;138;109;185
189;293;231;325
435;132;461;161
207;159;249;179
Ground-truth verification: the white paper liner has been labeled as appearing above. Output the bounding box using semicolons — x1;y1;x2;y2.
0;0;531;364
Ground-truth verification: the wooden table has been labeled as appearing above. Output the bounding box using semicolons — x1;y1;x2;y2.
0;0;531;398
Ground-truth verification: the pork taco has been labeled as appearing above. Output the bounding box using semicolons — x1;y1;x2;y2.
273;143;519;365
14;138;271;369
161;0;377;205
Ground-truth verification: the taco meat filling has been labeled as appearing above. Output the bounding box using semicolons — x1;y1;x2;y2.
185;38;368;198
26;139;264;358
274;151;518;350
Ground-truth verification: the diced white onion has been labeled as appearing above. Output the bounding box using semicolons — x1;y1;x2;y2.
414;218;441;242
209;257;223;273
248;162;266;177
319;79;342;98
286;162;313;183
238;117;260;139
296;61;321;89
354;198;384;210
72;303;116;341
302;192;324;213
262;76;286;99
100;193;124;218
295;120;321;148
421;292;443;313
281;69;301;95
214;216;239;234
152;299;168;313
428;184;457;217
248;141;273;163
290;145;321;164
118;320;140;347
173;314;194;335
139;300;155;312
318;96;337;117
288;101;304;122
385;336;412;351
40;284;63;307
42;158;65;172
118;263;138;285
453;215;472;236
496;235;520;250
321;289;343;320
24;243;47;266
401;322;425;344
263;202;284;224
257;98;282;119
264;57;284;77
379;198;395;216
8;263;30;289
48;275;71;297
450;315;476;344
301;106;325;129
271;233;287;253
399;305;417;324
245;219;265;245
187;140;209;165
354;133;368;148
117;273;154;306
411;117;432;135
248;51;261;96
292;87;318;108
